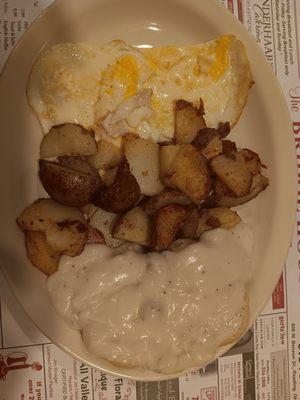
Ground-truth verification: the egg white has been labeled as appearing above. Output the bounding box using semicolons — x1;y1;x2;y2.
28;36;252;142
28;43;104;132
27;41;137;133
140;36;253;140
94;36;252;142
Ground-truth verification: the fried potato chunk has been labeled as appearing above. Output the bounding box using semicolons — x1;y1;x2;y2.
92;161;141;214
165;145;211;204
39;158;102;207
86;225;106;244
125;137;164;196
40;124;97;158
239;148;262;176
151;204;187;251
180;207;199;239
144;189;191;215
196;208;241;237
159;144;183;186
174;100;206;144
208;174;269;207
113;207;152;247
210;153;252;197
25;231;60;275
89;207;124;248
89;140;123;170
17;199;87;257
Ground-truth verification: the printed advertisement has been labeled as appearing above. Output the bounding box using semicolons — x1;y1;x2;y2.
0;1;300;399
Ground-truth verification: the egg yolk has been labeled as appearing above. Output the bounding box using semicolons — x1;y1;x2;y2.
111;55;139;98
198;35;231;81
143;36;232;82
143;47;183;71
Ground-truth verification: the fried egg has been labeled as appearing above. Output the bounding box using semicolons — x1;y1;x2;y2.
27;40;144;133
93;35;252;141
27;43;104;132
140;35;253;140
28;36;252;142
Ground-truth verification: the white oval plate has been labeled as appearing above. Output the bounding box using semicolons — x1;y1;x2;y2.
0;0;296;381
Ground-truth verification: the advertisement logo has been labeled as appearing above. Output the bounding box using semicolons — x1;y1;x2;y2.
0;351;42;381
201;386;217;400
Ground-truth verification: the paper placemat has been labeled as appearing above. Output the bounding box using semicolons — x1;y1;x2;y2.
1;1;299;398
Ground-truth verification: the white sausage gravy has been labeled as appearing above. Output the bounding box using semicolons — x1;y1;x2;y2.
47;224;253;373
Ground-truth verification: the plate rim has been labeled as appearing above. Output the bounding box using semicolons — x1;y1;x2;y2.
0;0;297;381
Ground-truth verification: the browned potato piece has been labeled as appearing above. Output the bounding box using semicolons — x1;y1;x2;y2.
180;208;199;239
201;135;222;159
39;159;102;207
17;199;88;257
92;161;141;214
209;174;269;207
144;189;192;215
89;140;123;170
98;168;118;187
44;220;87;256
222;140;237;159
89;207;124;248
125;137;164;196
40;124;97;158
192;129;218;149
166;145;211;204
17;198;86;232
196;212;221;236
214;178;236;197
25;231;60;275
174;100;206;144
239;149;262;176
192;129;222;159
151;204;187;251
112;207;152;246
87;225;106;244
217;122;231;138
159;145;183;186
208;208;241;230
192;122;230;151
196;208;241;237
57;156;96;173
210;153;252;197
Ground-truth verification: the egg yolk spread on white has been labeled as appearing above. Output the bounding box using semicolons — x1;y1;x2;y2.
140;36;235;140
27;35;252;142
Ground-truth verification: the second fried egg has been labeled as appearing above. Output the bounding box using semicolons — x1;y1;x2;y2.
28;36;252;142
94;35;252;142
